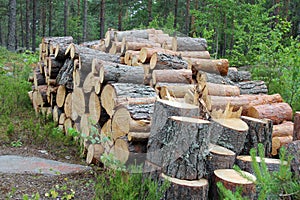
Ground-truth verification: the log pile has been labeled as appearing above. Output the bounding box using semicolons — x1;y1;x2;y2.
28;29;299;199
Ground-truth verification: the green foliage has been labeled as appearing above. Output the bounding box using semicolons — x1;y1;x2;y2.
94;162;170;200
22;192;40;200
45;182;75;200
218;144;300;199
217;182;246;200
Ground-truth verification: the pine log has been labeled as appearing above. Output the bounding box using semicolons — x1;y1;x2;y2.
125;41;160;51
42;36;73;46
104;30;116;48
179;51;210;59
56;58;74;89
52;105;62;124
208;94;283;115
64;118;73;135
284;141;300;176
248;103;293;125
161;173;209;200
236;155;285;174
129;119;151;132
80;113;90;137
155;83;195;99
196;70;234;85
152;69;193;85
58;112;66;126
273;121;294;137
272;136;293;156
210;118;249;154
108;41;122;54
212;169;256;200
86;144;104;165
124;50;140;65
114;30;149;42
64;93;75;120
56;85;66;108
82;72;96;93
149;53;188;70
54;43;71;61
191;59;229;76
100;61;145;84
147;116;211;180
33;67;46;88
240;116;273;157
100;83;156;117
89;92;101;124
72;86;86;117
48;57;63;79
236;81;268;94
172;37;207;51
205;82;240;96
226;67;251;82
293;112;300;141
206;143;236;178
128;132;150;142
139;47;177;63
148;33;172;45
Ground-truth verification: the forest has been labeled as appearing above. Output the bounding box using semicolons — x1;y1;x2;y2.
2;0;299;111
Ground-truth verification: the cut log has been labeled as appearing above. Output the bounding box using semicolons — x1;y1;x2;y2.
272;136;293;156
86;144;104;165
285;141;300;176
42;36;73;46
240;116;273;157
161;173;209;200
191;59;229;76
179;51;210;59
226;67;251;82
100;83;157;118
82;72;96;93
148;33;172;45
147;116;211;180
114;30;149;42
149;53;188;70
52;105;62;124
104;30;116;48
56;85;66;108
236;155;285;174
58;113;66;125
129;119;151;132
293;112;300;141
64;93;76;120
248;103;293;125
33;67;46;88
125;41;160;51
128;132;150;142
64;118;73;135
56;58;74;89
54;43;71;61
139;47;177;63
236;81;268;94
273;121;294;137
80;113;90;138
124;50;140;65
210;118;249;154
196;70;234;85
152;69;193;85
207;94;283;115
206;143;236;177
111;138;130;164
72;86;86;117
89;92;101;124
155;83;195;99
172;37;207;51
109;41;121;54
48;57;64;79
204;82;240;97
212;169;256;200
100;61;145;84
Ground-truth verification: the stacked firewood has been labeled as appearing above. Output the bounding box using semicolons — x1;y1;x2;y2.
28;29;300;199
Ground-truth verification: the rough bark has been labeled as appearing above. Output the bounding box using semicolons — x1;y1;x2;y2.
285;141;300;176
241;116;273;157
293;112;300;140
150;53;188;70
236;81;268;94
272;136;293;156
196;70;234;85
172;37;207;51
152;69;193;85
161;173;209;200
226;67;251;82
191;59;229;76
7;0;17;51
248;103;293;125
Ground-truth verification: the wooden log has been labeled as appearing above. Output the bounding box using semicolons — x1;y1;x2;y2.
172;37;207;51
148;33;172;45
208;94;283;115
42;36;73;46
226;67;251;82
236;155;285;174
128;132;150;142
52;105;62;124
64;118;73;135
72;86;86;117
82;72;96;93
236;81;268;94
114;30;149;42
248;103;293;125
272;136;293;156
147;116;211;180
161;173;209;200
273;121;294;137
191;59;229;76
210;118;249;154
196;70;234;85
212;169;256;200
80;113;90;137
89;92;101;124
100;61;145;84
152;69;193;85
56;58;74;89
48;57;64;79
284;140;300;176
56;85;66;108
139;47;177;63
129;119;151;132
100;83;157;118
179;51;210;59
149;53;188;70
206;143;236;177
54;43;71;61
205;82;240;96
293;112;300;141
240;116;273;157
155;83;195;99
33;67;46;88
86;144;104;165
125;41;160;51
104;30;116;48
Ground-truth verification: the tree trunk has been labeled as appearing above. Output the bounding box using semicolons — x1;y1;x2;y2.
241;116;273;157
204;82;240;97
25;0;30;49
172;37;207;51
32;0;37;51
226;67;251;82
64;0;68;36
83;0;88;42
155;83;195;99
285;141;300;176
19;0;24;47
273;121;294;137
161;173;209;200
212;169;256;200
152;69;193;85
210;118;248;155
150;53;188;70
248;103;293;125
174;0;178;29
7;0;17;51
191;59;229;76
100;0;105;39
118;0;122;31
147;0;152;25
185;0;190;35
236;81;268;94
293;112;300;140
48;0;52;36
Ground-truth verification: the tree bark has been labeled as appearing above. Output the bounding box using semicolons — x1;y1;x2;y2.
285;140;300;176
273;121;294;137
226;67;251;82
64;0;68;36
48;0;52;36
25;0;30;49
191;59;229;76
83;0;88;42
248;103;293;125
31;0;37;51
236;81;268;94
150;53;188;70
293;112;300;140
7;0;17;51
161;173;209;200
172;37;207;51
100;0;105;39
